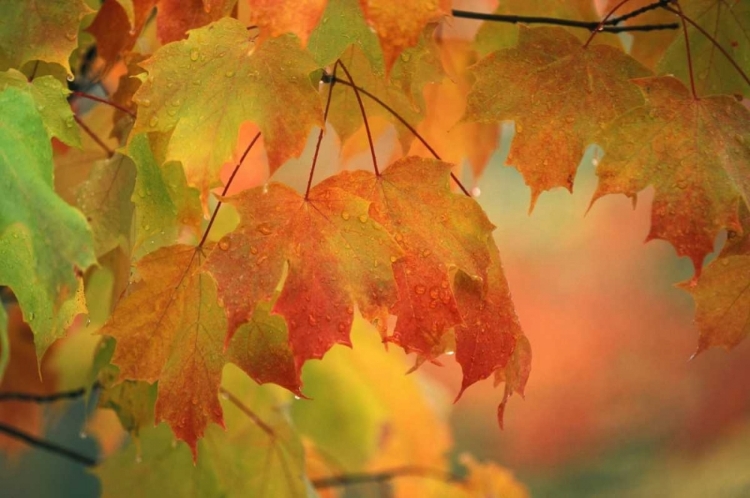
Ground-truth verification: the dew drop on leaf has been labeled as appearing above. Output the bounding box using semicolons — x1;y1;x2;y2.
341;211;350;221
358;214;368;223
190;48;199;61
414;285;426;295
256;223;272;235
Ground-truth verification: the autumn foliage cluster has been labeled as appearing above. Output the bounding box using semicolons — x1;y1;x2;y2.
0;0;748;496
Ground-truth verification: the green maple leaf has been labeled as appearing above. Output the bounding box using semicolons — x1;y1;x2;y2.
0;88;95;358
95;367;312;496
657;0;750;98
0;69;80;147
132;17;322;206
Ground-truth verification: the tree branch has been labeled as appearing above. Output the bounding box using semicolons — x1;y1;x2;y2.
451;8;679;33
311;465;461;489
0;385;94;403
0;422;97;467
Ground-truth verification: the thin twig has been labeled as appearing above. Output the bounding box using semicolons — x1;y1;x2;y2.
451;9;679;32
311;465;461;489
337;60;379;176
72;91;137;118
0;422;97;467
306;63;338;199
219;387;275;437
669;1;698;99
329;75;471;197
585;0;633;48
74;115;114;157
198;132;262;248
612;0;673;25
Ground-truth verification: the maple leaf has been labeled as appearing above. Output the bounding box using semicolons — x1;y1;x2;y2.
307;0;384;68
0;88;95;358
125;134;202;257
453;239;525;410
0;69;80;147
593;76;750;273
100;245;226;455
465;26;651;208
0;0;93;77
657;0;750;98
155;0;236;43
95;368;312;496
76;155;136;257
680;203;750;352
358;0;452;72
86;0;158;66
132;17;322;206
246;0;326;45
206;182;402;371
321;156;494;358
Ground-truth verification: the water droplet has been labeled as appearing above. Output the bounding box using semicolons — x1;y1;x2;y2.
220;391;229;400
249;245;258;255
446;350;455;356
65;31;76;41
79;431;87;439
358;214;368;223
28;312;35;321
341;212;350;221
471;187;481;197
346;306;353;315
149;116;159;127
390;255;397;263
294;395;301;400
139;99;151;107
414;285;426;295
421;249;431;258
219;239;230;250
429;287;439;299
257;223;272;235
190;48;199;61
225;70;235;77
400;52;411;62
308;314;317;326
338;322;347;332
394;233;403;242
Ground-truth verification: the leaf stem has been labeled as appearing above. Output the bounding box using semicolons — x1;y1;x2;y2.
74;115;114;157
0;422;97;467
584;0;633;48
329;75;471;197
663;3;750;94
305;63;338;200
668;2;698;99
311;465;461;489
198;132;262;248
218;387;275;437
451;8;678;33
72;91;137;118
336;60;379;177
